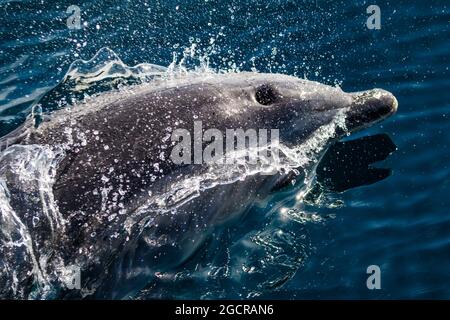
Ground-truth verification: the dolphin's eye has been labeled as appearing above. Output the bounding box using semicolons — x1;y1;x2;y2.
255;84;280;106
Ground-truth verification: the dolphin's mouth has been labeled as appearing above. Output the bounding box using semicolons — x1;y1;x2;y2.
346;89;398;132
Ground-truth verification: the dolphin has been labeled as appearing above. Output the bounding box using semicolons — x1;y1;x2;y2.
0;72;397;298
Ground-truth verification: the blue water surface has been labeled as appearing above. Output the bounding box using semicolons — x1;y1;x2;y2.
0;0;449;299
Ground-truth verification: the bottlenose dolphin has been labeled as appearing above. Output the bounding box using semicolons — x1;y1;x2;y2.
0;72;397;298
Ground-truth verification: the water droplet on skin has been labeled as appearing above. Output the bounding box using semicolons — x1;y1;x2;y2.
32;216;40;227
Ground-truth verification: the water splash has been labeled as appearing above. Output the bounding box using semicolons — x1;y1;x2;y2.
0;145;66;298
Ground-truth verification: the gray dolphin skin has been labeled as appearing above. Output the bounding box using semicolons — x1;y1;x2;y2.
0;72;397;298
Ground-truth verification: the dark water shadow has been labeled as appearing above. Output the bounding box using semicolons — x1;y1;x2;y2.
316;133;397;192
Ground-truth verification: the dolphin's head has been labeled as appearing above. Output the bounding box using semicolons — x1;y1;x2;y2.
212;73;398;146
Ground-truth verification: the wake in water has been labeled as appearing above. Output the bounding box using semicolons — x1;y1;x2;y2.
0;47;385;300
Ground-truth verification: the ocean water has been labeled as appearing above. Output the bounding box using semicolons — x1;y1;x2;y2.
0;0;449;299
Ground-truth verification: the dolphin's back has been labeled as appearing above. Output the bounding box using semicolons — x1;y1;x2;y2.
21;84;220;229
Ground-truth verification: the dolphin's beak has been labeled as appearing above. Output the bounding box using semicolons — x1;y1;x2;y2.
346;89;398;132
